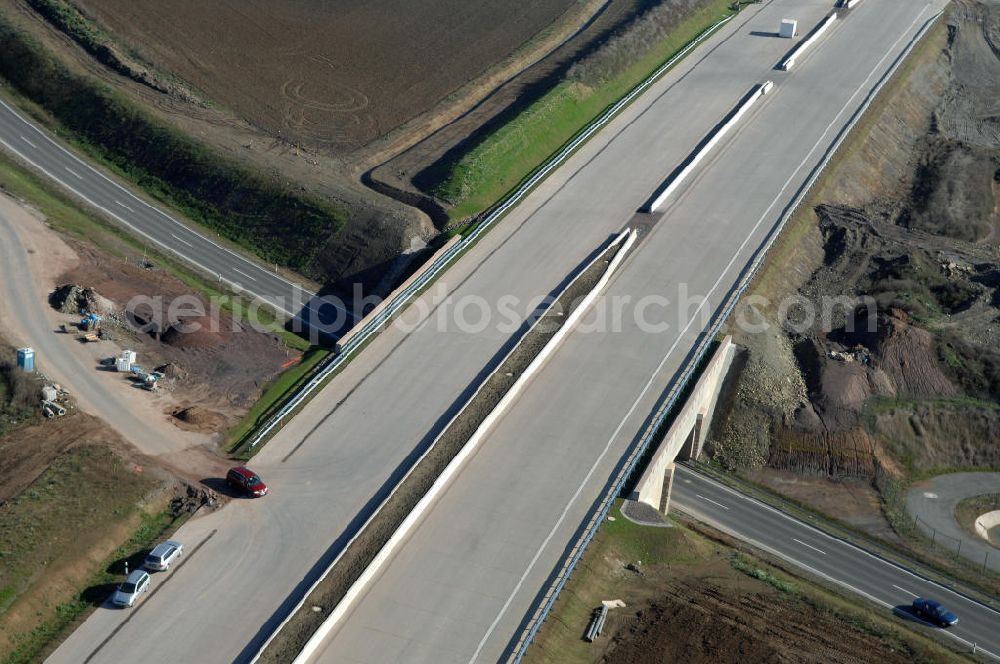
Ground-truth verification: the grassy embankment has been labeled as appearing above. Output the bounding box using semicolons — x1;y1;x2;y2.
526;504;965;664
0;14;345;279
0;446;178;664
430;0;734;223
0;152;338;452
0;149;334;454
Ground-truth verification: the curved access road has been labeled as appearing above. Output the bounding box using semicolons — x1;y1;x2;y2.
676;466;1000;660
907;473;1000;574
45;0;960;663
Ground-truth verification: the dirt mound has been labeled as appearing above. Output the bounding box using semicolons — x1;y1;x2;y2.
169;484;219;515
154;363;188;380
48;283;115;315
159;316;229;348
769;429;882;478
874;401;1000;470
170;405;226;432
603;580;922;664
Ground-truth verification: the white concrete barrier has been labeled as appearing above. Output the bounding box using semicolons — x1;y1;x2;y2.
649;82;773;212
286;229;637;664
631;336;735;512
842;0;863;10
780;13;838;71
975;510;1000;540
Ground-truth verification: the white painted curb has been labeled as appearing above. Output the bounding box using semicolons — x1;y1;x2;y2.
649;81;773;212
780;13;838;71
289;229;637;664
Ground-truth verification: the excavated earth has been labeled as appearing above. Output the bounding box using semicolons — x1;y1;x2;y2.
709;0;1000;533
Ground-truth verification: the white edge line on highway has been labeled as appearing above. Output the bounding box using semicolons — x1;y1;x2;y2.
171;233;194;248
679;465;1000;622
0;98;316;298
19;134;35;148
0;132;299;318
470;10;940;659
676;503;1000;661
233;267;258;282
893;584;918;598
792;538;826;555
696;494;729;510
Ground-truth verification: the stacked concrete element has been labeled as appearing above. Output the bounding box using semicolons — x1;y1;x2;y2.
648;82;773;212
780;19;798;38
780;13;839;71
630;336;736;514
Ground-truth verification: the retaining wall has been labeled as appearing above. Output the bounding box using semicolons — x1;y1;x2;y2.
975;511;1000;540
631;336;735;513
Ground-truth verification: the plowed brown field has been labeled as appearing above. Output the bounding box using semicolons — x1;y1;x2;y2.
74;0;578;148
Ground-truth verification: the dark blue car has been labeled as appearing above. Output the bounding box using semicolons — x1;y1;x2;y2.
912;598;959;627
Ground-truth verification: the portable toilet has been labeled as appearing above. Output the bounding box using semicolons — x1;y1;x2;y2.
779;19;797;38
16;347;35;372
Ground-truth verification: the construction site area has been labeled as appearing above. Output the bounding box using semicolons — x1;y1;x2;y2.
0;162;297;660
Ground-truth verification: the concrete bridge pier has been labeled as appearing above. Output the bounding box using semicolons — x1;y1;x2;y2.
630;337;735;515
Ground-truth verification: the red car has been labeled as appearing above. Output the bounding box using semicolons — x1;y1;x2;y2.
226;466;268;497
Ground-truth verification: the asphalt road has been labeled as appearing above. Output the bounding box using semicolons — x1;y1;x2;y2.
0;98;341;321
310;1;971;663
43;0;964;663
908;473;1000;574
673;465;1000;659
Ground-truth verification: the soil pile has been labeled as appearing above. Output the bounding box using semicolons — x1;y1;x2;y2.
160;316;230;349
712;1;1000;486
48;283;116;315
170;406;227;432
603;580;927;664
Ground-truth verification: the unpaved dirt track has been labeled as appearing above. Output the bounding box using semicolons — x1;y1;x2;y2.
0;194;212;462
47;1;954;663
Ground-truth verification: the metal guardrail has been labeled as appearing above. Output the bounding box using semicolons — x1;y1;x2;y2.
507;10;944;662
244;13;736;452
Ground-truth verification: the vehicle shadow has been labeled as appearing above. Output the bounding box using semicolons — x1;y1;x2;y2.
80;582;120;609
200;476;241;498
893;605;935;627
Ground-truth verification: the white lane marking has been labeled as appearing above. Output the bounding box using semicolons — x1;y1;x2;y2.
19;135;36;148
0;98;325;313
893;584;918;598
171;233;194;248
675;504;1000;662
696;494;729;510
115;200;134;212
469;10;941;661
233;267;258;282
793;538;826;555
0;133;299;319
64;166;83;179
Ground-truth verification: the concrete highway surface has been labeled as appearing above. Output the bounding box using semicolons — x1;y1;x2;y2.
307;1;976;663
40;1;977;663
0;99;340;320
673;465;1000;659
